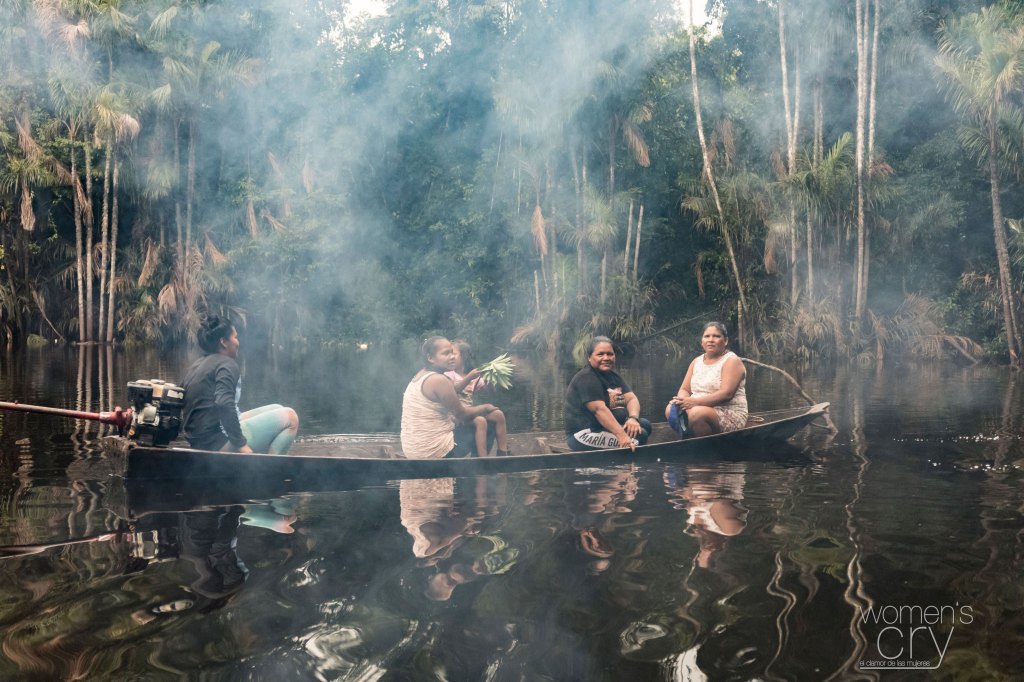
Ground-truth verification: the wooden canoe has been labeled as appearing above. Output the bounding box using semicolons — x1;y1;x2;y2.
103;403;829;485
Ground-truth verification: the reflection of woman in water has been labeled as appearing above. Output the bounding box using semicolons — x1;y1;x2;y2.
562;467;639;573
423;534;520;601
129;500;299;626
399;478;479;561
131;507;250;622
665;465;747;569
179;507;250;611
399;477;519;601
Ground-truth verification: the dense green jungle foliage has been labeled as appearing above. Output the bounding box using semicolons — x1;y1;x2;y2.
2;0;1024;365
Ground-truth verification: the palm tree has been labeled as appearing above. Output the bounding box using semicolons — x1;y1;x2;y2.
92;85;141;343
778;0;801;305
936;6;1024;366
139;5;257;340
854;0;883;336
49;67;98;343
582;185;617;309
43;0;137;343
683;169;772;354
159;39;258;272
686;2;749;345
779;133;856;326
0;118;56;234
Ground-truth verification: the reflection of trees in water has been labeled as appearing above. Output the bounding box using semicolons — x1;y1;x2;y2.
834;379;873;677
760;457;845;679
961;372;1024;676
391;463;861;680
0;506;262;679
3;359;1023;681
649;464;750;678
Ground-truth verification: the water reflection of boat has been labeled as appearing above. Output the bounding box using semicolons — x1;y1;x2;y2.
102;404;829;483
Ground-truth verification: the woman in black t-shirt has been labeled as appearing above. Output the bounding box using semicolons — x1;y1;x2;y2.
564;336;651;451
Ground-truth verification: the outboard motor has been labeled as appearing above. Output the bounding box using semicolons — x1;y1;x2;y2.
126;379;186;446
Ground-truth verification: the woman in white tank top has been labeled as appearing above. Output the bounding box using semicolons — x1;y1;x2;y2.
400;336;508;458
665;322;748;436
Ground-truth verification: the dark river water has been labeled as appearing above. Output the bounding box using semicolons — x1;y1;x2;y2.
0;345;1022;680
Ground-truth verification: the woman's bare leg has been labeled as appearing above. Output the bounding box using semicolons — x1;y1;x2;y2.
686;406;721;437
487;409;508;452
473;416;489;457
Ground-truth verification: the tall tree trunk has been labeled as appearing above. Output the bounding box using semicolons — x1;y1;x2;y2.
600;249;608;307
988;116;1022;365
70;128;86;342
19;177;35;232
98;141;111;346
186;119;197;277
545;157;556;262
624;200;634;271
84;142;95;342
868;0;881;170
516;136;523;214
608;117;616;198
854;0;869;335
688;1;747;344
633;203;643;280
174;120;183;267
858;0;882;337
105;345;114;414
489;131;503;215
105;157;120;343
84;345;93;433
75;344;84;434
779;0;799;306
571;144;585;292
607;117;617;301
534;270;541;313
810;66;823;301
97;331;105;421
813;79;824;166
792;51;802;305
806;210;814;301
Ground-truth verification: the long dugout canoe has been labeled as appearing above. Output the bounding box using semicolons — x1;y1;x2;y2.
103;403;830;484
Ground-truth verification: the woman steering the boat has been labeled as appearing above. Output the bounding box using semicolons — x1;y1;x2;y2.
181;316;299;454
665;321;747;437
401;336;510;458
564;336;651;452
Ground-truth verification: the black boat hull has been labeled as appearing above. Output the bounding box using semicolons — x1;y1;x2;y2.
117;403;829;483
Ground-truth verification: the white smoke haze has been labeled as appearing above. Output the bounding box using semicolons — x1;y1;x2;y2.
215;0;697;350
1;0;1013;364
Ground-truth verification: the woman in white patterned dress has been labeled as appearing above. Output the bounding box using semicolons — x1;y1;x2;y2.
665;321;748;436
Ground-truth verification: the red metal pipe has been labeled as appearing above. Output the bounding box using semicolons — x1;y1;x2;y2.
0;401;132;430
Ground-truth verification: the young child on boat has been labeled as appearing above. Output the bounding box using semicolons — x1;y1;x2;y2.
444;340;510;457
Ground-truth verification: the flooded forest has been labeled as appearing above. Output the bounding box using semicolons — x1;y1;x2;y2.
1;1;1023;364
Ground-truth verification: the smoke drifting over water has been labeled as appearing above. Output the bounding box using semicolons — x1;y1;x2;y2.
239;0;692;349
163;0;694;388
